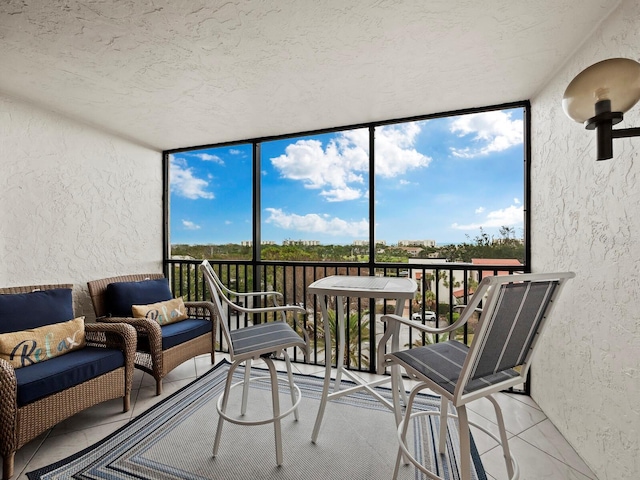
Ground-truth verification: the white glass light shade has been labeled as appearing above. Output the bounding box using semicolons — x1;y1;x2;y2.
562;58;640;123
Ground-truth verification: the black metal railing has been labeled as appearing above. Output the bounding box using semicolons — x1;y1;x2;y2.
165;258;525;375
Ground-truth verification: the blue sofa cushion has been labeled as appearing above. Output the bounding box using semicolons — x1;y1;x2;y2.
106;278;172;317
14;346;125;407
0;288;73;334
137;318;211;352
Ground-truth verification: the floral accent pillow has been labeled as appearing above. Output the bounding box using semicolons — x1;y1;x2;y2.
131;297;188;325
0;316;86;369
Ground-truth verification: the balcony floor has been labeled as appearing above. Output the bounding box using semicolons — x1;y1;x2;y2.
5;354;597;480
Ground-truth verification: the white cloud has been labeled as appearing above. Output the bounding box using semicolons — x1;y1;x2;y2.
270;136;367;202
320;186;363;202
264;208;369;237
451;204;523;230
182;220;201;230
269;124;430;202
376;122;432;176
170;157;214;200
192;153;224;164
449;111;523;158
514;197;521;204
475;207;485;214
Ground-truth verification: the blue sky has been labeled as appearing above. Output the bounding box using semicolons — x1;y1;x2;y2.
169;108;524;246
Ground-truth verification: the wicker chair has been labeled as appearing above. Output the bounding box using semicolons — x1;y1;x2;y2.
87;274;216;396
0;284;136;480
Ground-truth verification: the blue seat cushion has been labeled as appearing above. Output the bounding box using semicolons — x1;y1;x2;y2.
137;318;211;352
0;289;73;333
14;346;125;407
106;279;172;317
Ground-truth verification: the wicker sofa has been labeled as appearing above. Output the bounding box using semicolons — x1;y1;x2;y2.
87;274;217;396
0;284;136;480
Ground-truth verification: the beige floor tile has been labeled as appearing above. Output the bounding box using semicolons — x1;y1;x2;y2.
48;397;133;437
467;409;506;455
504;391;543;411
481;436;593;480
129;378;194;419
466;392;547;436
195;353;217;376
292;361;328;377
517;419;596;479
16;419;129;479
0;432;48;480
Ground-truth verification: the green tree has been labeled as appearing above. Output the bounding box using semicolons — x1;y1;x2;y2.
313;309;370;367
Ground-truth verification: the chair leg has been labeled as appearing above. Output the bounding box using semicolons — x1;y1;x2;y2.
123;393;131;412
3;452;14;480
156;378;163;396
241;360;252;416
438;395;449;454
390;360;409;467
487;394;515;479
264;357;283;466
393;385;421;479
456;405;472;480
283;351;299;421
213;362;239;457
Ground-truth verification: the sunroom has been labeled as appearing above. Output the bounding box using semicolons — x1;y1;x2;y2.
1;1;638;479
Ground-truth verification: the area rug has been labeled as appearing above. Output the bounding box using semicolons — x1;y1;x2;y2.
28;360;486;480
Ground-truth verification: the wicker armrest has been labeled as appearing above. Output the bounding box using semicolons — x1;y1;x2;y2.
184;300;216;321
85;322;137;354
0;358;18;443
97;315;162;349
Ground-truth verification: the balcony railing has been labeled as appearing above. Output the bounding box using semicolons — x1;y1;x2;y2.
165;258;525;377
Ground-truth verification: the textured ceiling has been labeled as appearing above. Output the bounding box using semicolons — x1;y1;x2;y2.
0;0;619;151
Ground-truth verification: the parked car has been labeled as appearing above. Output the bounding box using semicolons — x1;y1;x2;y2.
411;311;437;321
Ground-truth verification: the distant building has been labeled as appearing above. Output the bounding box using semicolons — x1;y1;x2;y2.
471;258;523;281
241;240;276;246
282;239;320;246
397;246;422;256
398;239;436;248
353;240;386;246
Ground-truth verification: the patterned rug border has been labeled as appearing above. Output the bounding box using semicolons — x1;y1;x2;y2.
27;359;487;480
26;360;233;479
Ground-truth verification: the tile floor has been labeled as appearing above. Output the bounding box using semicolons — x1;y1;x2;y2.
3;354;598;480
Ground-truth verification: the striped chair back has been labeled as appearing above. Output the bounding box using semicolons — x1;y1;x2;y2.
455;272;574;402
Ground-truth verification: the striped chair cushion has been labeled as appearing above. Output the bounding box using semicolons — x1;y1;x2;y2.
389;340;518;395
230;321;305;356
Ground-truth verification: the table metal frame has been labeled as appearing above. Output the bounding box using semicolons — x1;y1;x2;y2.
308;275;417;443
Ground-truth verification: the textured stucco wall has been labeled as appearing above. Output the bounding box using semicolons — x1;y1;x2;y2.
531;1;640;478
0;94;163;319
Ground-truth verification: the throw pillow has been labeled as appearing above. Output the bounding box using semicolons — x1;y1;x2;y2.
105;278;172;317
0;288;74;333
132;298;188;325
0;316;86;369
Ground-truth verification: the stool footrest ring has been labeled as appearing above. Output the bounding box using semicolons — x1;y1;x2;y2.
216;375;302;427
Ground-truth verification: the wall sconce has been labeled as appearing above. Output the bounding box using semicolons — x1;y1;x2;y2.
562;58;640;160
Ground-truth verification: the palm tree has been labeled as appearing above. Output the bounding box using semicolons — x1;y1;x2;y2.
313;309;371;367
406;330;449;348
